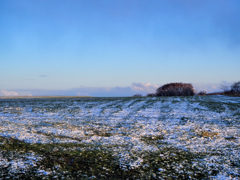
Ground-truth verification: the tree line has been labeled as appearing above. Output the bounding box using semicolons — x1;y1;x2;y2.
133;81;240;97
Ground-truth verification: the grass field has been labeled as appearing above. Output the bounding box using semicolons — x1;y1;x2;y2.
0;96;239;179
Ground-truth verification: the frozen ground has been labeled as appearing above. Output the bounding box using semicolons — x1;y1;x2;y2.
0;96;239;179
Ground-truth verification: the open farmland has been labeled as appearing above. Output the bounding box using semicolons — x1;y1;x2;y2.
0;96;239;179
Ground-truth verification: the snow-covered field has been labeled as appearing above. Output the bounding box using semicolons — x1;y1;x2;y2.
0;96;239;179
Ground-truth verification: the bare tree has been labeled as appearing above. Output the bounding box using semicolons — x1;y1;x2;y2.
231;81;240;94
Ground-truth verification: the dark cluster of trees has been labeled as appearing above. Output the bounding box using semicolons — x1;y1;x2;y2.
156;83;194;96
133;81;240;97
146;82;195;97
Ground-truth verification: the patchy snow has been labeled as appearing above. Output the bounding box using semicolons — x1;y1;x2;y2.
0;152;43;174
0;96;239;178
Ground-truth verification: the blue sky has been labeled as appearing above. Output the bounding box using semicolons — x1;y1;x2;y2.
0;0;240;96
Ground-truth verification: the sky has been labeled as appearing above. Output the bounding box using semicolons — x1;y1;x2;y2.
0;0;240;96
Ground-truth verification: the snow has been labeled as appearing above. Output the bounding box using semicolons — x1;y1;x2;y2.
0;152;43;174
0;96;239;178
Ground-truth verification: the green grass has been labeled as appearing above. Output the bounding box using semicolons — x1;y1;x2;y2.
0;136;220;179
0;135;226;179
0;96;239;179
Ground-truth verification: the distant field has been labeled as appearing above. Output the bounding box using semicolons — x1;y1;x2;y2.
0;96;92;99
0;96;239;179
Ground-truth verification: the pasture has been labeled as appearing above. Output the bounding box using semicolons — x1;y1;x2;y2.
0;96;239;179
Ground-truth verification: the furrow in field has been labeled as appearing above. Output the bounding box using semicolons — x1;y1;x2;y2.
0;97;239;178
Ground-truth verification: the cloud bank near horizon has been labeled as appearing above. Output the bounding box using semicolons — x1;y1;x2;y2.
0;90;20;96
0;83;158;97
0;82;226;97
0;90;32;97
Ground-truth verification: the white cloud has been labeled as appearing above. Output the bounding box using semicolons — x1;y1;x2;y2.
193;83;222;93
0;90;19;96
67;83;159;97
0;90;32;97
131;82;159;94
5;83;159;97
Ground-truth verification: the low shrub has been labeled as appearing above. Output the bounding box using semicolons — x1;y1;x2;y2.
133;94;142;97
198;91;207;96
146;93;155;97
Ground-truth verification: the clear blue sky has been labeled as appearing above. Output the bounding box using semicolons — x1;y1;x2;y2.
0;0;240;96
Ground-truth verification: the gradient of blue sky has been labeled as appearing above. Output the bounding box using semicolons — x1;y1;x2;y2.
0;0;240;96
